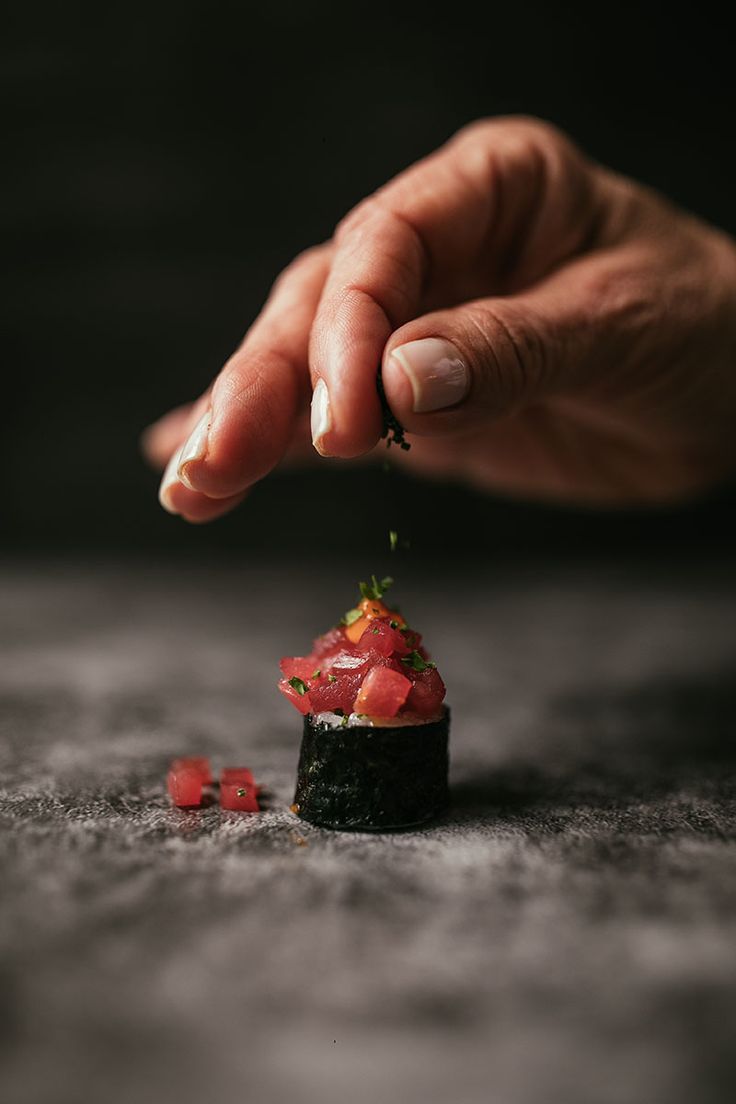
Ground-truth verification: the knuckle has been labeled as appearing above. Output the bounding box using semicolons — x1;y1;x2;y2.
509;116;572;156
508;122;581;188
449;116;497;145
334;196;389;245
580;259;654;325
216;350;283;432
448;118;591;255
332;198;429;323
464;302;547;408
272;243;328;290
452;114;571;154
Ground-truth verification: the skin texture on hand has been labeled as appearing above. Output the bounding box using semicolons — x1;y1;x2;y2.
143;116;736;521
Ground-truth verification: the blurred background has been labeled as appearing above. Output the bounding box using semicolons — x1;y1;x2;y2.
4;0;736;565
4;9;736;1104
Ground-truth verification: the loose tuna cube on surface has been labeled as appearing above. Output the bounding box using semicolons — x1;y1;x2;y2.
171;756;212;784
167;767;203;807
220;781;260;812
220;767;255;787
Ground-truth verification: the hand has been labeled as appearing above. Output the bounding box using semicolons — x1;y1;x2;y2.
143;117;736;521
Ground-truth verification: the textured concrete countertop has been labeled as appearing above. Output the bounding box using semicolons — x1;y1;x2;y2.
1;559;735;1104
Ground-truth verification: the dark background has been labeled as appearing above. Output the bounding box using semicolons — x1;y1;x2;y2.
4;1;736;566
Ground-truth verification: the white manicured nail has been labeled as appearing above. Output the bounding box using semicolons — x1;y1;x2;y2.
310;378;332;454
390;338;469;413
177;410;211;489
159;447;184;514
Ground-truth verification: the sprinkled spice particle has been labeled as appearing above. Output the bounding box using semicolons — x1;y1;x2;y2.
377;366;411;450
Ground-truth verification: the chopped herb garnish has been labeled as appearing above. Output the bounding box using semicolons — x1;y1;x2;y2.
328;674;337;683
389;530;398;552
340;714;349;727
236;787;247;797
341;607;362;627
371;627;380;634
288;676;309;696
389;620;399;629
311;668;321;679
401;650;436;672
377;366;411;450
359;575;393;601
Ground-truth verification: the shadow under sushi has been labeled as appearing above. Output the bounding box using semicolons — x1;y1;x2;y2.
446;669;736;831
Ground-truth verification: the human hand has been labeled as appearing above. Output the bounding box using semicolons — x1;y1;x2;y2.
143;117;736;520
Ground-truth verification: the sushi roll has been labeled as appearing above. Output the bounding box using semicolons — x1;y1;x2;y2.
278;576;449;831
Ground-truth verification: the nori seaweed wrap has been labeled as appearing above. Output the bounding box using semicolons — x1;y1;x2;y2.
293;708;450;831
279;576;451;832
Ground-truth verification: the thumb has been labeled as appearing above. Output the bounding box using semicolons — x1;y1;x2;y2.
380;248;648;436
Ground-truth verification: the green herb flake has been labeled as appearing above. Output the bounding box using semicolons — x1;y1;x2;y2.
236;787;247;797
311;669;321;679
400;650;436;673
371;627;380;634
288;676;309;696
340;714;349;727
341;607;362;627
389;620;399;629
389;530;398;552
328;674;337;683
358;575;393;601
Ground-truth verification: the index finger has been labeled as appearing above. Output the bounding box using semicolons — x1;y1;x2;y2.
308;117;598;457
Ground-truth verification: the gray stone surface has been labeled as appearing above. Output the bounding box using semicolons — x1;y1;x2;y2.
1;559;735;1104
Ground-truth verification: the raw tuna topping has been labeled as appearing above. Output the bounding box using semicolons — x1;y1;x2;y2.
278;576;446;722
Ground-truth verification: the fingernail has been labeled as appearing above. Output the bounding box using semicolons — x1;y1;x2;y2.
177;410;211;489
390;338;469;413
159;447;184;514
310;378;332;454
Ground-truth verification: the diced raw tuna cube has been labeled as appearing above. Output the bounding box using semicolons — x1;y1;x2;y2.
167;767;203;807
405;667;446;717
310;626;349;663
171;756;212;784
220;781;259;812
220;767;255;787
279;656;316;682
356;618;411;658
309;666;367;714
353;666;412;717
